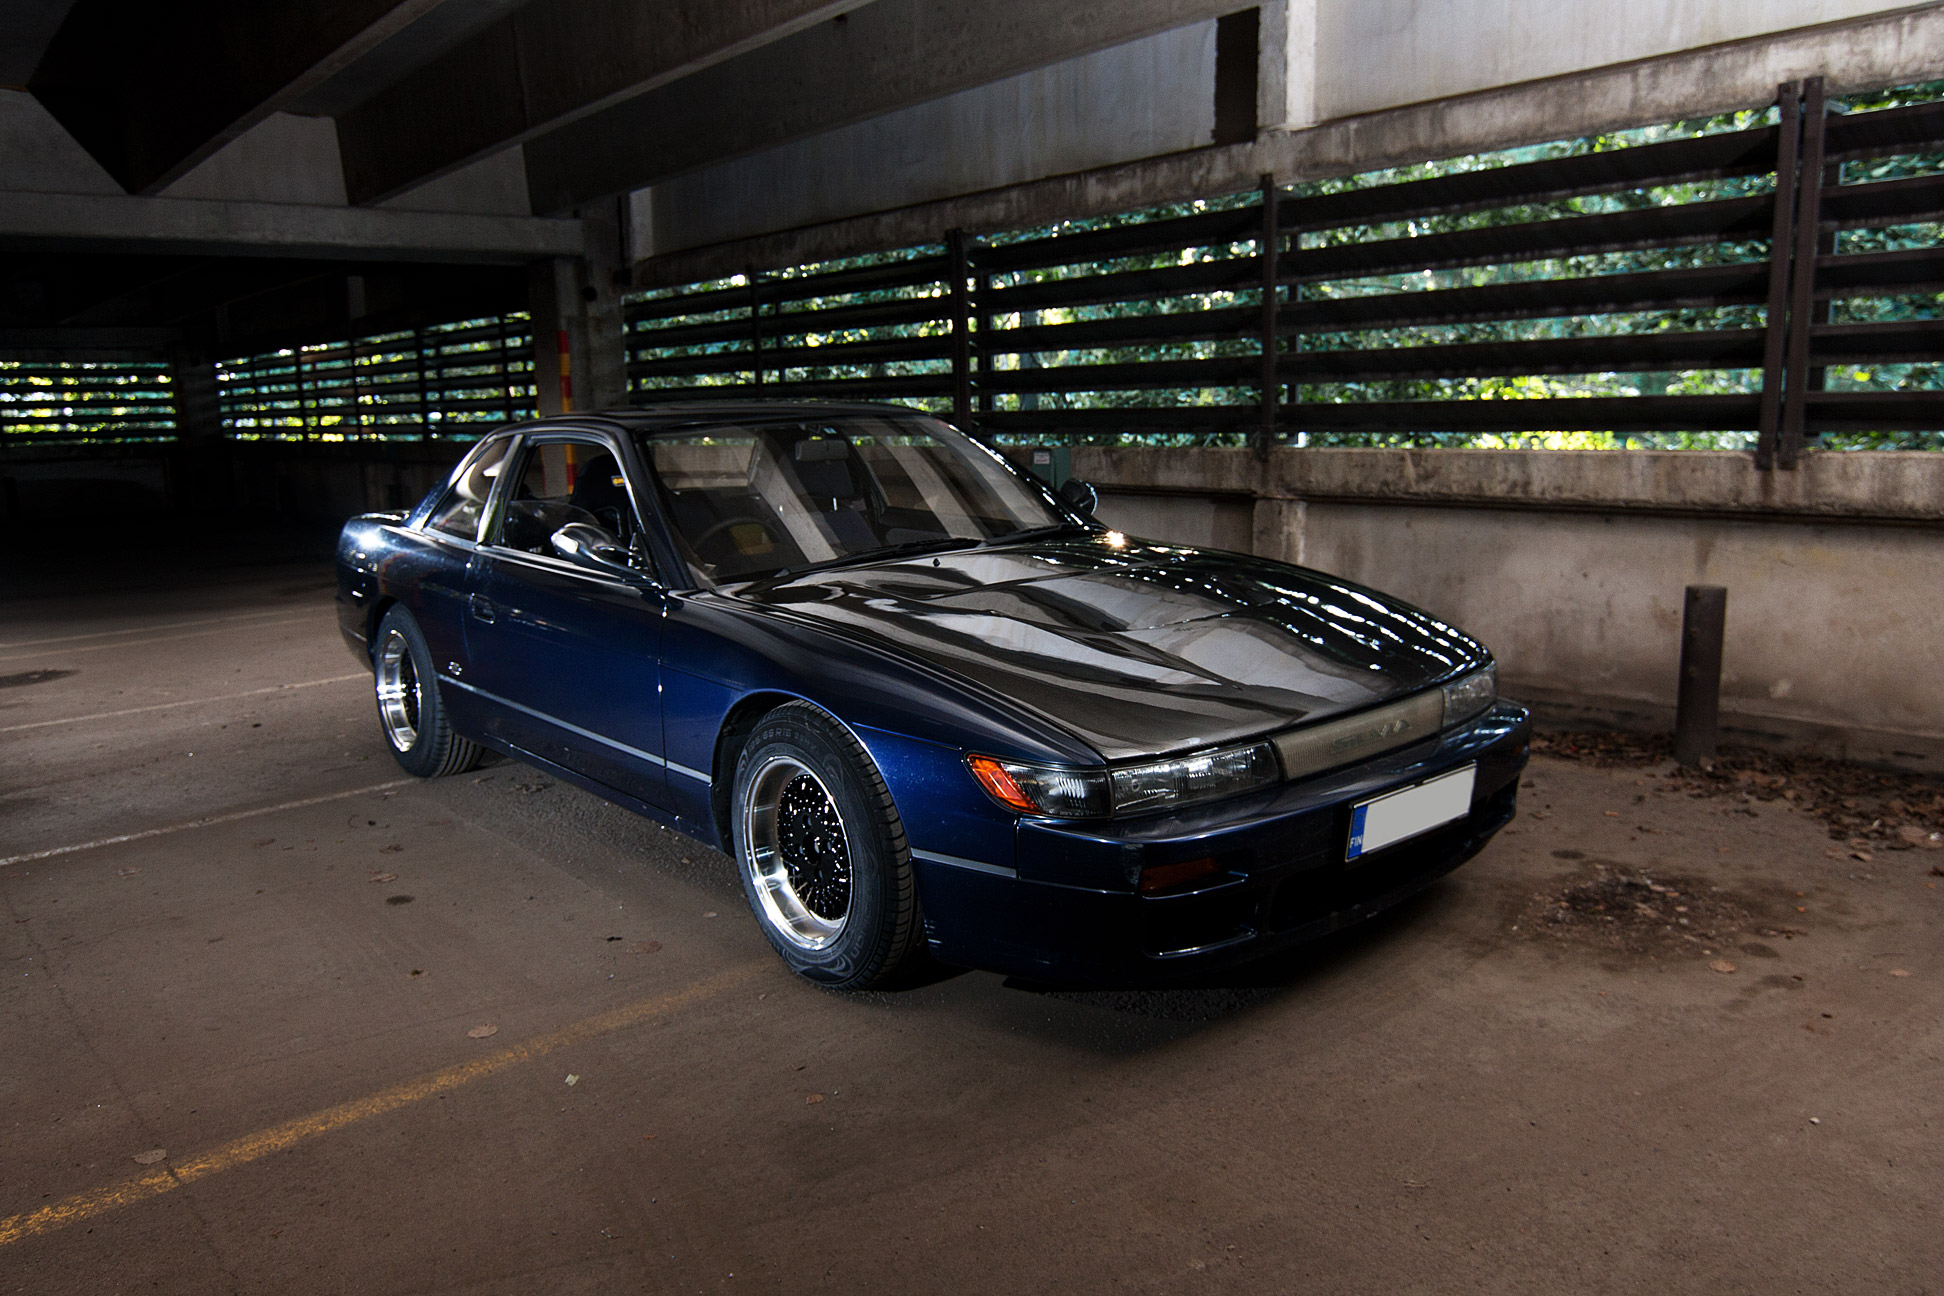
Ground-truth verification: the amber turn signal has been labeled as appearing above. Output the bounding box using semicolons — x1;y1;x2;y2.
966;755;1039;813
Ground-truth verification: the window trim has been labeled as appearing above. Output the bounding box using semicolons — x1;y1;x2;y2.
419;432;518;545
479;428;665;585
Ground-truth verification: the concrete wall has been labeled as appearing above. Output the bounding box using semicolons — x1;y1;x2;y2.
1312;0;1919;121
1077;447;1944;773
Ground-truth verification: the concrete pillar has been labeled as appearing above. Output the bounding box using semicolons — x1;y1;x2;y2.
579;201;631;412
1256;0;1318;134
527;256;581;418
1252;496;1306;567
168;347;226;515
526;210;628;419
169;349;223;444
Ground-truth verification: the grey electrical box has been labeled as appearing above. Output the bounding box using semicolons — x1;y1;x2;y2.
1024;446;1070;488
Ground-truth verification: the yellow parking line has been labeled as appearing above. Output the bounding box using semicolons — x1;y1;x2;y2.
0;780;416;869
0;962;766;1249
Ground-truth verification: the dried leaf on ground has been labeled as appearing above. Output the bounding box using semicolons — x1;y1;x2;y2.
1531;730;1943;849
806;1093;825;1105
369;872;397;883
1890;969;1913;978
131;1148;166;1165
1709;959;1738;974
466;1024;498;1039
626;940;662;955
1520;864;1760;955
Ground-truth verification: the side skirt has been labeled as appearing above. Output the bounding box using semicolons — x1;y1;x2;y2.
470;731;724;852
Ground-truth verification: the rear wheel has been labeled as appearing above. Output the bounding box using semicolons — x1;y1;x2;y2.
731;703;919;989
374;606;481;778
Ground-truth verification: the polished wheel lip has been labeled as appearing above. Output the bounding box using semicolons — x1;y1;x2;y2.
740;754;851;952
375;628;422;753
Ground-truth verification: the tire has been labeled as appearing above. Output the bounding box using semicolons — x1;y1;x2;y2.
731;703;920;990
372;606;482;778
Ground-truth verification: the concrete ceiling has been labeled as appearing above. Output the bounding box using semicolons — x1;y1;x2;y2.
20;0;1246;214
0;0;80;86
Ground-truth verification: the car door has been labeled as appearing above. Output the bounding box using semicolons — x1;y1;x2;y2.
382;433;516;735
461;430;671;809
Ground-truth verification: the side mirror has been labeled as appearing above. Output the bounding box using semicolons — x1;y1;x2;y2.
551;523;643;580
1058;478;1099;518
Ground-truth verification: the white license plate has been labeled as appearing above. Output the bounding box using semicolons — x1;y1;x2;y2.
1346;765;1477;862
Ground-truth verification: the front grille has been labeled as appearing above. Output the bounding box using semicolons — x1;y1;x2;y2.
1263;782;1517;933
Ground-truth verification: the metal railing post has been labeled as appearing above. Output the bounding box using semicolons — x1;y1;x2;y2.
1674;585;1729;766
1778;76;1828;470
948;228;975;430
1256;174;1281;461
1755;81;1802;472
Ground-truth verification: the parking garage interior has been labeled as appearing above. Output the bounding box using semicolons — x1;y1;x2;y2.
3;2;1942;1291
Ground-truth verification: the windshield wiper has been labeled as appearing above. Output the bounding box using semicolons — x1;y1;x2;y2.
982;522;1085;545
752;536;979;585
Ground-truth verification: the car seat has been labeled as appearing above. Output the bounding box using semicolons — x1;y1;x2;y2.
567;451;634;544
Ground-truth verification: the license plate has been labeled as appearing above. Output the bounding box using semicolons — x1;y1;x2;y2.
1346;765;1476;862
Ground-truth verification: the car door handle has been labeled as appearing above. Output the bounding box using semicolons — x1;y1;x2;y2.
468;593;496;624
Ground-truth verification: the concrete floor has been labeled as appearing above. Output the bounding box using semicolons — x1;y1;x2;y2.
2;561;1938;1295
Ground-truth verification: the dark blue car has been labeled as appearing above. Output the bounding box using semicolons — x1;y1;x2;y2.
336;403;1527;989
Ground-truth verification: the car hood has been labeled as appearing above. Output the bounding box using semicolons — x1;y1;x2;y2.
729;534;1489;762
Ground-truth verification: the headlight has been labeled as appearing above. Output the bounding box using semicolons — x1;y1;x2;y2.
1109;741;1280;814
1441;664;1497;727
967;740;1279;818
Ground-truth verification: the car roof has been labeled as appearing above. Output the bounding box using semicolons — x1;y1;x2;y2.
504;400;937;437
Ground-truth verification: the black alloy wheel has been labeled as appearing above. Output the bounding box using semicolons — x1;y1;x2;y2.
731;702;919;989
373;606;482;778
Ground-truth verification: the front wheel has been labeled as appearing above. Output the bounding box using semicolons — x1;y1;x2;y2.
373;606;482;778
731;703;920;990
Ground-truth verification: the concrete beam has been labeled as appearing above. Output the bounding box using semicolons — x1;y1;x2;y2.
634;2;1944;285
523;0;1251;213
1075;446;1944;526
27;0;443;194
635;20;1220;256
0;192;585;263
336;0;865;207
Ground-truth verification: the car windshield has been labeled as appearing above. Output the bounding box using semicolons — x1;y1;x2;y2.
636;413;1069;584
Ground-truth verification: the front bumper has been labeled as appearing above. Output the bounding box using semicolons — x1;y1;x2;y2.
913;702;1529;985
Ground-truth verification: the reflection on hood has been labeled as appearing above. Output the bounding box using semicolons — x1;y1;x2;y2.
736;535;1485;761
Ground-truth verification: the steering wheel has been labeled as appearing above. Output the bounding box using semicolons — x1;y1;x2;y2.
691;515;779;552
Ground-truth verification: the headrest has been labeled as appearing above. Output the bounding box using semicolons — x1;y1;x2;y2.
794;438;850;463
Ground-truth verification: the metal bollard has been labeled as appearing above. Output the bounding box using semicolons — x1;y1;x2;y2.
1674;586;1728;766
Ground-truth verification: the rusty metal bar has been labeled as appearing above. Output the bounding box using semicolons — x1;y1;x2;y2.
947;229;974;430
1674;585;1729;767
1779;77;1828;470
1756;81;1801;471
747;269;764;389
976;261;994;416
1804;160;1841;426
1256;175;1280;461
